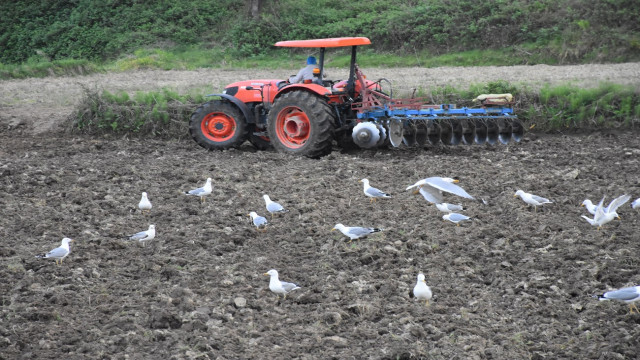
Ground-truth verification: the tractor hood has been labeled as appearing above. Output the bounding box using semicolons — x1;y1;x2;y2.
224;79;284;89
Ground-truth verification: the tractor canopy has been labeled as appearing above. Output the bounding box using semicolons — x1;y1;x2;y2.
274;37;371;48
275;37;371;98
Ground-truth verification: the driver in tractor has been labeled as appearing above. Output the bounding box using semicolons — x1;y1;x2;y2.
288;56;321;84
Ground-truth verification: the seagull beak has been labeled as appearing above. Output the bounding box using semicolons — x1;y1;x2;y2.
263;273;269;276
453;179;460;183
331;228;336;232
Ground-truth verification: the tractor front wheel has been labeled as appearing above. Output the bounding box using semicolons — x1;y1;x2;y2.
189;100;248;150
267;91;335;158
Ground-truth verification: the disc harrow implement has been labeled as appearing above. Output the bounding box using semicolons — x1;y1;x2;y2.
353;100;523;148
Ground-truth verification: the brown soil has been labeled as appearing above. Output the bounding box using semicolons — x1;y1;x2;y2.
1;65;640;359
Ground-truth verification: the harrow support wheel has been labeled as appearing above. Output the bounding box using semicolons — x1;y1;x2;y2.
267;91;336;158
189;100;248;150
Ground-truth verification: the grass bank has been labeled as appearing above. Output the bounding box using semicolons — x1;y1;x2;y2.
67;82;640;139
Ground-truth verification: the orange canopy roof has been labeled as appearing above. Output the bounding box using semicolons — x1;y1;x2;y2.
275;37;371;48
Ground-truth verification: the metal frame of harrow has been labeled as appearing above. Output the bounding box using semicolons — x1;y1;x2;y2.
350;66;523;146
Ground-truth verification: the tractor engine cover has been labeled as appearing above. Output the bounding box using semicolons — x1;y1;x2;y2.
352;122;382;148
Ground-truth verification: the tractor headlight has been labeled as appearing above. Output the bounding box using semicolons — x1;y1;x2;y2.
224;86;238;96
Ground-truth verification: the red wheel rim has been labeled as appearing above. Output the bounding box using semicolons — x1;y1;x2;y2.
201;112;236;142
275;106;310;148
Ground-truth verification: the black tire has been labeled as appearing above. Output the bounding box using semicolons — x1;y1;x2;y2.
267;91;336;158
189;100;248;150
248;124;272;150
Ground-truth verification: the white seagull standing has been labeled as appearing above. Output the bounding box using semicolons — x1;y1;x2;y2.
407;177;474;204
248;211;268;231
332;223;383;241
263;195;288;218
514;190;552;212
126;225;156;247
360;178;391;203
435;202;465;213
185;178;212;203
413;273;433;306
443;213;472;226
264;269;301;299
597;285;640;314
138;192;152;214
35;238;74;265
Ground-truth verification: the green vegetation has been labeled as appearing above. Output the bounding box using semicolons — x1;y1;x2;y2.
69;87;204;138
69;82;639;138
2;0;639;73
3;1;638;132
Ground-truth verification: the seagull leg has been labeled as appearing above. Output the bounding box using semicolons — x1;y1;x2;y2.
630;303;640;314
425;300;430;307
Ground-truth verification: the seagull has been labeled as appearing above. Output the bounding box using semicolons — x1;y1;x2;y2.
185;178;212;203
249;212;268;231
604;194;631;218
126;225;156;247
597;285;640;314
514;190;552;212
332;223;383;241
582;195;631;229
35;238;74;265
443;213;471;226
360;179;391;203
581;199;597;215
138;192;152;214
631;197;639;209
263;195;288;218
435;202;465;213
407;177;474;204
413;273;433;306
264;269;301;299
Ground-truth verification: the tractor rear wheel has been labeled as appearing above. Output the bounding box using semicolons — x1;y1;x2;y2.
267;91;336;158
189;100;248;150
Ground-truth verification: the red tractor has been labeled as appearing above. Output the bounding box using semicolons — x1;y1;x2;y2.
189;37;522;157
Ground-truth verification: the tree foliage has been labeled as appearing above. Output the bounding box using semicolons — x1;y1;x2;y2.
1;0;639;64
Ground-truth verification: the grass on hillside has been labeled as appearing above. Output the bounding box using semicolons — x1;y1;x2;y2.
1;43;565;80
